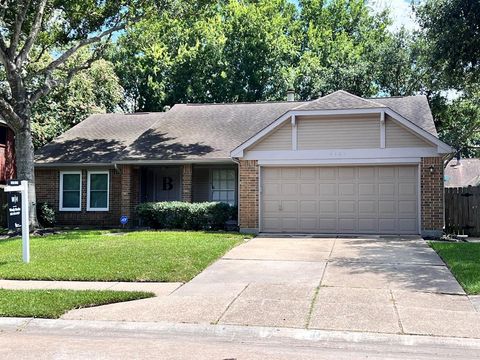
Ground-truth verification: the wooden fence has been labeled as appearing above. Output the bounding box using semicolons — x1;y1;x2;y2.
445;186;480;236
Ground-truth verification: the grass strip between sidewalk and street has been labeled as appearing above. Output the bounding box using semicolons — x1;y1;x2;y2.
0;289;154;318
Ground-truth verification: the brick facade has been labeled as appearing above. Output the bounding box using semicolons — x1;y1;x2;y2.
35;166;139;227
238;160;259;232
181;164;192;202
420;157;444;237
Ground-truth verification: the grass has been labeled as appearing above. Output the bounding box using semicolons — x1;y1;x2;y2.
430;241;480;295
0;289;153;318
0;230;247;282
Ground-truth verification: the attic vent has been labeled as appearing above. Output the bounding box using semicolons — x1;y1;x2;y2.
286;89;295;102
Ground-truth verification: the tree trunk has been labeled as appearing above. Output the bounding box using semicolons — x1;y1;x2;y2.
14;125;39;228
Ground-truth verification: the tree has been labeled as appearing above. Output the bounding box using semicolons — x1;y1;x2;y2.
415;0;480;88
0;0;147;226
112;0;299;111
32;58;123;149
295;0;390;98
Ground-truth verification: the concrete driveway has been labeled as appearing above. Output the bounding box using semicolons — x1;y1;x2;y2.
64;236;480;338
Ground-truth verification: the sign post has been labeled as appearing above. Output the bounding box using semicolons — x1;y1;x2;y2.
5;180;30;263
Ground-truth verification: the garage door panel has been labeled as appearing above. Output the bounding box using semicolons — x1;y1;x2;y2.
339;218;356;232
338;183;355;196
319;167;337;180
359;218;378;232
399;200;416;214
319;218;337;231
379;219;396;232
399;183;416;196
281;168;298;179
359;183;376;196
300;200;316;213
379;183;396;196
261;166;418;234
300;183;316;195
281;183;298;195
399;219;417;232
319;183;337;196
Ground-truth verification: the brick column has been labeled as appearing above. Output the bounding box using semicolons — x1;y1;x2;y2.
239;160;259;233
121;165;132;221
421;157;444;238
182;164;192;202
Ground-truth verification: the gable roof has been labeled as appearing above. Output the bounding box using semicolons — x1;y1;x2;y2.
445;158;480;187
35;91;443;165
295;90;386;111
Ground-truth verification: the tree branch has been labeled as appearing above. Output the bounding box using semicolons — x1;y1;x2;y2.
10;0;32;56
34;21;126;78
15;0;48;67
29;54;99;104
0;97;24;131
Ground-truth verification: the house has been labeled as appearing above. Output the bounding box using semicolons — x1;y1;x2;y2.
444;158;480;188
0;121;16;184
34;90;453;237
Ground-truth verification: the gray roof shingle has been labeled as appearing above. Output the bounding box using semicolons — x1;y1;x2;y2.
35;91;439;165
445;158;480;187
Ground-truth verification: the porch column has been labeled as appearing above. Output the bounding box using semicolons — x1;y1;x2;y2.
121;165;133;222
182;164;193;202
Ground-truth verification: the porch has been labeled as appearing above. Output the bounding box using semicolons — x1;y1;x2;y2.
122;163;238;225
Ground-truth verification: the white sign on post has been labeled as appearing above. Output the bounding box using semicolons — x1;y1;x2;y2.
5;180;30;263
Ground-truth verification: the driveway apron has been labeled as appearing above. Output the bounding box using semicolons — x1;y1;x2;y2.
63;236;480;338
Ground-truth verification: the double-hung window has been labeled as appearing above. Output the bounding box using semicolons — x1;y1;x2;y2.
211;169;236;205
87;171;109;211
59;171;82;211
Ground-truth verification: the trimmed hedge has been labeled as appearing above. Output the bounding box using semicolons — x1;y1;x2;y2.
136;201;237;230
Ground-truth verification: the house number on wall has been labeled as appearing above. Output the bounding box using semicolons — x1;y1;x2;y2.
329;151;346;157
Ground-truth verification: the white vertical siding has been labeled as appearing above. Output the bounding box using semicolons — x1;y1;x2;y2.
385;117;433;148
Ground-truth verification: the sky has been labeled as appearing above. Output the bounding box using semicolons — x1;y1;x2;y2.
367;0;419;31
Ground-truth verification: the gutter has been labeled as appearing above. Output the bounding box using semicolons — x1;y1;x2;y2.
34;158;235;168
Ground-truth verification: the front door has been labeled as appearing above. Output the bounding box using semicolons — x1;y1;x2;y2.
143;167;181;202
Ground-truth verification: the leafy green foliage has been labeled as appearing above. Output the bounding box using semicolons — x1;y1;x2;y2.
31;58;123;148
0;289;153;318
136;201;236;230
0;230;246;282
37;202;56;228
416;0;480;88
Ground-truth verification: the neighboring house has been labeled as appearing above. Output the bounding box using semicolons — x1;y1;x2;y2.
444;158;480;188
35;90;453;237
0;121;16;184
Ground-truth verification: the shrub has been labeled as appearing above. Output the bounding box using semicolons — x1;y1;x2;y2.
37;202;56;228
136;201;236;230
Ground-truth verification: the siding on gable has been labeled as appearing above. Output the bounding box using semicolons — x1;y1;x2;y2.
297;114;380;150
385;116;433;148
249;122;292;151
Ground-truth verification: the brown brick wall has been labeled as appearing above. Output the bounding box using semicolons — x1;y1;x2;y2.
182;164;193;202
35;166;138;227
238;160;259;231
421;157;444;234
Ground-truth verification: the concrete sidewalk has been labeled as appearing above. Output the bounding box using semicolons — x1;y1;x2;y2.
60;236;480;339
0;279;182;296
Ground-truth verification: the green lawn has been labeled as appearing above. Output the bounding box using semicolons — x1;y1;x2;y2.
0;230;246;282
0;289;153;318
430;242;480;295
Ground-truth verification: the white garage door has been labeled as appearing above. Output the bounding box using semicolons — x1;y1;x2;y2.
261;166;418;234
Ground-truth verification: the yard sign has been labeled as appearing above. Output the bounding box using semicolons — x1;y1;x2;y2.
5;180;30;263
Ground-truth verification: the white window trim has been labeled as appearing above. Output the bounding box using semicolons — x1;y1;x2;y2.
209;168;237;205
59;171;82;212
87;171;110;212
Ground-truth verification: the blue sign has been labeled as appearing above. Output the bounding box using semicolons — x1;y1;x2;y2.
120;215;129;225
